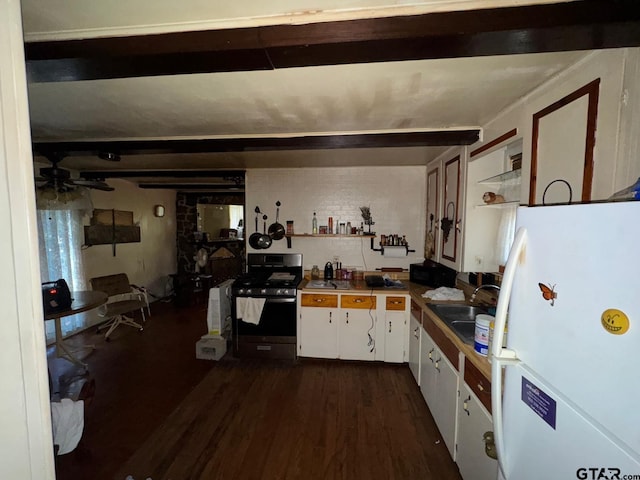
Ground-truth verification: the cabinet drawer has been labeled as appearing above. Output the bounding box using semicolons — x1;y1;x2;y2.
423;313;459;370
301;293;338;308
385;296;406;311
410;299;421;319
341;295;376;309
464;357;492;412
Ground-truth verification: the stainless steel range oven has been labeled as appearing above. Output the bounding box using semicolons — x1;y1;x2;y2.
231;253;302;360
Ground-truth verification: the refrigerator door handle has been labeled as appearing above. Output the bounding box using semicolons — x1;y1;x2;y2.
491;226;527;479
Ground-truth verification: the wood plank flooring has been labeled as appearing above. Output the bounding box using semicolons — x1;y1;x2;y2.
48;300;461;480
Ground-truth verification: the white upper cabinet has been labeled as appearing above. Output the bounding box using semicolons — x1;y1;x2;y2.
425;150;467;271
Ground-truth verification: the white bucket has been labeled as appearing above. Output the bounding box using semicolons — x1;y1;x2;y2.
474;314;494;356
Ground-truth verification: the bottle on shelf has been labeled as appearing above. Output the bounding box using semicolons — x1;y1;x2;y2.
312;212;318;234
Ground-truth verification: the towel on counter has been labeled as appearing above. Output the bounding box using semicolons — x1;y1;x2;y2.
422;287;465;301
236;297;266;325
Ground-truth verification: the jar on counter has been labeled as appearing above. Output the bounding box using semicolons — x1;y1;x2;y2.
311;265;320;279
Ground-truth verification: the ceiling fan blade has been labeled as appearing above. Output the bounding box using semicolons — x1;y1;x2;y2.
69;179;115;191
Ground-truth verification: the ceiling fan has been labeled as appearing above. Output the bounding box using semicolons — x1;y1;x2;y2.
35;152;114;192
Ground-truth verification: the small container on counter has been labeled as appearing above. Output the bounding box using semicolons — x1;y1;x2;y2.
474;314;494;357
328;217;333;234
311;265;320;279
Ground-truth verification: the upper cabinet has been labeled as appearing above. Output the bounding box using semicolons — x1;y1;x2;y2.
529;79;599;205
425;151;466;271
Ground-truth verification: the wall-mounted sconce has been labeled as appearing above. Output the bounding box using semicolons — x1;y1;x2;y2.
154;205;165;217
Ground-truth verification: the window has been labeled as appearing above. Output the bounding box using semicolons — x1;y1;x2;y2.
37;209;87;341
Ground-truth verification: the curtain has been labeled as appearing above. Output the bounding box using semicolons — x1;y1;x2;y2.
496;205;517;267
38;210;88;342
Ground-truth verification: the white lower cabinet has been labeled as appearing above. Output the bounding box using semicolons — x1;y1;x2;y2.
408;311;421;384
456;382;498;480
412;302;497;477
383;295;408;363
339;309;376;360
298;293;339;359
419;322;459;459
299;291;410;364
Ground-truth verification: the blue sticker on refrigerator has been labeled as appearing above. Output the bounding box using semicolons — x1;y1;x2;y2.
521;376;557;429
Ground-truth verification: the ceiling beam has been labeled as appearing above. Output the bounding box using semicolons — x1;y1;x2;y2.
25;1;640;83
33;130;480;157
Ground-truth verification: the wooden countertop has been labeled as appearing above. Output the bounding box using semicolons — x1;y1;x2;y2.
408;283;492;381
300;278;410;293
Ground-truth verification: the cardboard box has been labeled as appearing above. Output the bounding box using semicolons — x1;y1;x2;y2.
195;335;227;361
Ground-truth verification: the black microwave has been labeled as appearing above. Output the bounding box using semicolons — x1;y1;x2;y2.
410;261;456;288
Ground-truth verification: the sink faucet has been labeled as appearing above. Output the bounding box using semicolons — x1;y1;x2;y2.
470;284;501;303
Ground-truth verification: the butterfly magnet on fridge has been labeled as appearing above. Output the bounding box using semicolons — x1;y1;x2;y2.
538;282;557;306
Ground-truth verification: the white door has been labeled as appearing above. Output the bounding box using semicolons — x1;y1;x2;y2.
0;1;56;477
433;351;459;459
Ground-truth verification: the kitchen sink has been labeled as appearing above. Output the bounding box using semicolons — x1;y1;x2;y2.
306;280;352;290
426;304;490;345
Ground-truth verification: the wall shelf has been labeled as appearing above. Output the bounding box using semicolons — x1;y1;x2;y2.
475;201;520;209
285;233;375;248
478;169;521;184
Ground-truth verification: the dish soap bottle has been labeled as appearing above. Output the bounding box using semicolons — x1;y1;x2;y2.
312;212;318;234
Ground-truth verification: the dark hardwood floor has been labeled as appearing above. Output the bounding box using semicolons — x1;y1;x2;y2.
48;299;461;480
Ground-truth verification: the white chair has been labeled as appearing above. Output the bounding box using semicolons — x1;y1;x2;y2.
90;273;147;340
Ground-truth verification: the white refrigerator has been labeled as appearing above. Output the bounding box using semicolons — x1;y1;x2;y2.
491;201;640;480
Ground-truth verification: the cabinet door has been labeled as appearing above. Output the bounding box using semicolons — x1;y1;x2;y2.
339;309;376;360
456;383;498;480
433;351;459;459
384;310;406;363
425;160;441;260
299;306;338;359
441;154;462;269
384;295;408;363
408;312;421;384
419;328;437;409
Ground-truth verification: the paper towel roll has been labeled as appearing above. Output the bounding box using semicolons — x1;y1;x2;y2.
383;246;406;258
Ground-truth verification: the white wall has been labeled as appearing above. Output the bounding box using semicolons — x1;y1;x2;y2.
83;179;177;298
469;48;640;202
246;166;426;272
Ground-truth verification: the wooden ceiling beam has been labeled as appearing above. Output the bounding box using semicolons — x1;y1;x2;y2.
25;1;640;83
33;130;481;157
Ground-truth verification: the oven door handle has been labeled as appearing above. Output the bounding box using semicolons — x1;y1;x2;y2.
240;296;296;304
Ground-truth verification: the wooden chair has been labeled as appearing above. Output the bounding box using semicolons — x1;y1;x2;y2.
90;273;146;340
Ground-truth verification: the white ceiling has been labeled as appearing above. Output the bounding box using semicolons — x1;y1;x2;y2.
22;0;589;179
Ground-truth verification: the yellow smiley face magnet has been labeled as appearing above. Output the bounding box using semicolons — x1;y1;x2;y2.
601;309;630;335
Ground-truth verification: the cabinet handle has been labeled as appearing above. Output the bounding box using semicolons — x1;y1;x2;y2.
456;218;462;233
390;300;402;305
483;431;498;460
346;312;349;324
413;327;419;339
434;356;441;372
354;298;363;303
463;395;471;415
388;321;392;333
434;217;440;230
477;382;490;395
314;298;324;303
329;311;332;324
428;347;435;362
